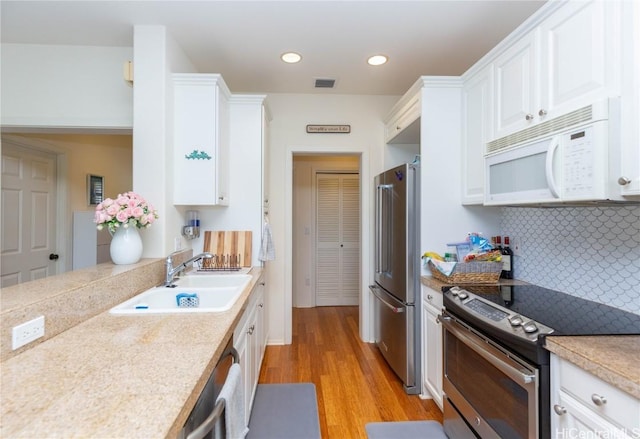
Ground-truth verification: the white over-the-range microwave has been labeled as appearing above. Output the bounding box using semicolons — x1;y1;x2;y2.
484;98;630;205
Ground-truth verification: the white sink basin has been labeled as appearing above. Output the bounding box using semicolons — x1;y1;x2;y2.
109;285;245;314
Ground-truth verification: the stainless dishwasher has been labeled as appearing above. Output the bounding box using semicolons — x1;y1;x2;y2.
179;338;236;439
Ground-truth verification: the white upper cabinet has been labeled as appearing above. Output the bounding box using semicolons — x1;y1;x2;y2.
493;0;621;140
173;74;231;206
619;0;640;196
384;87;420;144
493;32;537;139
538;1;620;120
461;65;493;205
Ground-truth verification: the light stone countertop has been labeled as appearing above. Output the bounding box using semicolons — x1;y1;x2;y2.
420;274;640;400
545;336;640;399
0;267;263;439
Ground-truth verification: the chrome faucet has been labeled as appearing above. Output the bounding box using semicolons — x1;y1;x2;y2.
164;252;213;287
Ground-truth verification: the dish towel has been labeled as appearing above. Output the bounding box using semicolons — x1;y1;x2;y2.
426;258;457;276
216;363;249;439
258;221;275;261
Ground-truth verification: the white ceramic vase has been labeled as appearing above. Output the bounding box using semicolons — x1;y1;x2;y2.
110;226;143;265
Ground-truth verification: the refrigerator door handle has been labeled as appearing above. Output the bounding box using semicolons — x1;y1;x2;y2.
376;185;383;274
376;184;393;275
370;285;405;313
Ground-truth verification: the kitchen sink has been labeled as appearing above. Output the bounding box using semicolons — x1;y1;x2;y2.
109;285;245;315
109;273;252;314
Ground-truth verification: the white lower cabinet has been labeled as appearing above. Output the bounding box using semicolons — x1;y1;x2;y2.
234;276;267;424
550;354;639;438
421;285;443;409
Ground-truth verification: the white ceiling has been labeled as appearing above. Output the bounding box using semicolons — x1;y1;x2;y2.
0;1;546;96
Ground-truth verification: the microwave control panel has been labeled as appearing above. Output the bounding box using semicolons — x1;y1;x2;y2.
563;127;594;197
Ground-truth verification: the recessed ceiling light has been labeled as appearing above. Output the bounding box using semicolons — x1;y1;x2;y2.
367;55;388;66
281;52;302;64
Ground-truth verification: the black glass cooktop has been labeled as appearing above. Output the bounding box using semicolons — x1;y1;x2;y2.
453;284;640;336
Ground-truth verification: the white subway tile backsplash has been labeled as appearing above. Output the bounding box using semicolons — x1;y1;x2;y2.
502;205;640;315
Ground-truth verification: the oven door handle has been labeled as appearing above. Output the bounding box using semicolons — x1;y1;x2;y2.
440;315;536;386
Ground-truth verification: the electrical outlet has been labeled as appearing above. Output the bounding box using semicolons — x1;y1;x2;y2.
12;316;45;350
174;237;182;251
512;237;522;256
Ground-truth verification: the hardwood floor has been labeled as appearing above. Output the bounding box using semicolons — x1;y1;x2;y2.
258;306;443;438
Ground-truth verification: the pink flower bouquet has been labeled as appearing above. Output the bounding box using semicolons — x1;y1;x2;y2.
94;191;159;233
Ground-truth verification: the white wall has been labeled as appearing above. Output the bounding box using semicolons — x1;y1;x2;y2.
264;93;398;344
419;79;501;266
188;96;266;267
132;26;199;258
1;44;133;130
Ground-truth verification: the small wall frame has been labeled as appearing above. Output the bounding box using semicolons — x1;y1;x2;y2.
87;174;104;205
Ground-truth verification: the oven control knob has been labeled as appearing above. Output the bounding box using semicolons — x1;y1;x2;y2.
523;321;539;333
508;315;524;327
458;292;468;300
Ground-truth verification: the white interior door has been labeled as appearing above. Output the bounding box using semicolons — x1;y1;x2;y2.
315;173;360;306
1;144;58;287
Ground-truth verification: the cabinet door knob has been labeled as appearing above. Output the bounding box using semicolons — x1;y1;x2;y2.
525;114;534;121
538;109;547;117
591;394;607;406
553;404;567;416
427;294;433;300
618;176;631;186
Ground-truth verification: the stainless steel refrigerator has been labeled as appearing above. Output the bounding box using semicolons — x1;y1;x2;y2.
369;162;421;394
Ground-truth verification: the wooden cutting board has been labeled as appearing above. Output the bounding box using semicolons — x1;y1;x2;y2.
202;231;252;268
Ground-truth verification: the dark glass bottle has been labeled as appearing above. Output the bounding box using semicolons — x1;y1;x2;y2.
495;235;503;252
501;236;514;279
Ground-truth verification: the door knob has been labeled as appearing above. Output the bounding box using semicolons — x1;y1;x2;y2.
49;253;60;261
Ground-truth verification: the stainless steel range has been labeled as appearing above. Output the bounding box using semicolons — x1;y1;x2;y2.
440;284;640;439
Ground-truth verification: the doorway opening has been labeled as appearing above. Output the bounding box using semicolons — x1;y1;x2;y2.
0;131;133;286
292;154;361;308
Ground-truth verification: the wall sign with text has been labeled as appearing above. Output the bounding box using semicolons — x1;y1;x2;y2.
306;125;351;134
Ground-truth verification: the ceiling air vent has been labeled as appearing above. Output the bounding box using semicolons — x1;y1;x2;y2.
314;78;336;88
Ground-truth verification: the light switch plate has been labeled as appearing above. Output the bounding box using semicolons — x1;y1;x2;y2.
12;316;45;350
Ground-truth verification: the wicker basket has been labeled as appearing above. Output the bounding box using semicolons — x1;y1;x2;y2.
428;260;502;284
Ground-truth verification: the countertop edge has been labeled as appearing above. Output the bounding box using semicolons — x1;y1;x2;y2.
544;336;640;400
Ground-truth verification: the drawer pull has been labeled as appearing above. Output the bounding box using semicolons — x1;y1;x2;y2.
427;294;433;300
591;394;607;406
553;404;567;416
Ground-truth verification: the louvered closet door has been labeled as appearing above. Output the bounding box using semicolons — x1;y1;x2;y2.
316;173;360;306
